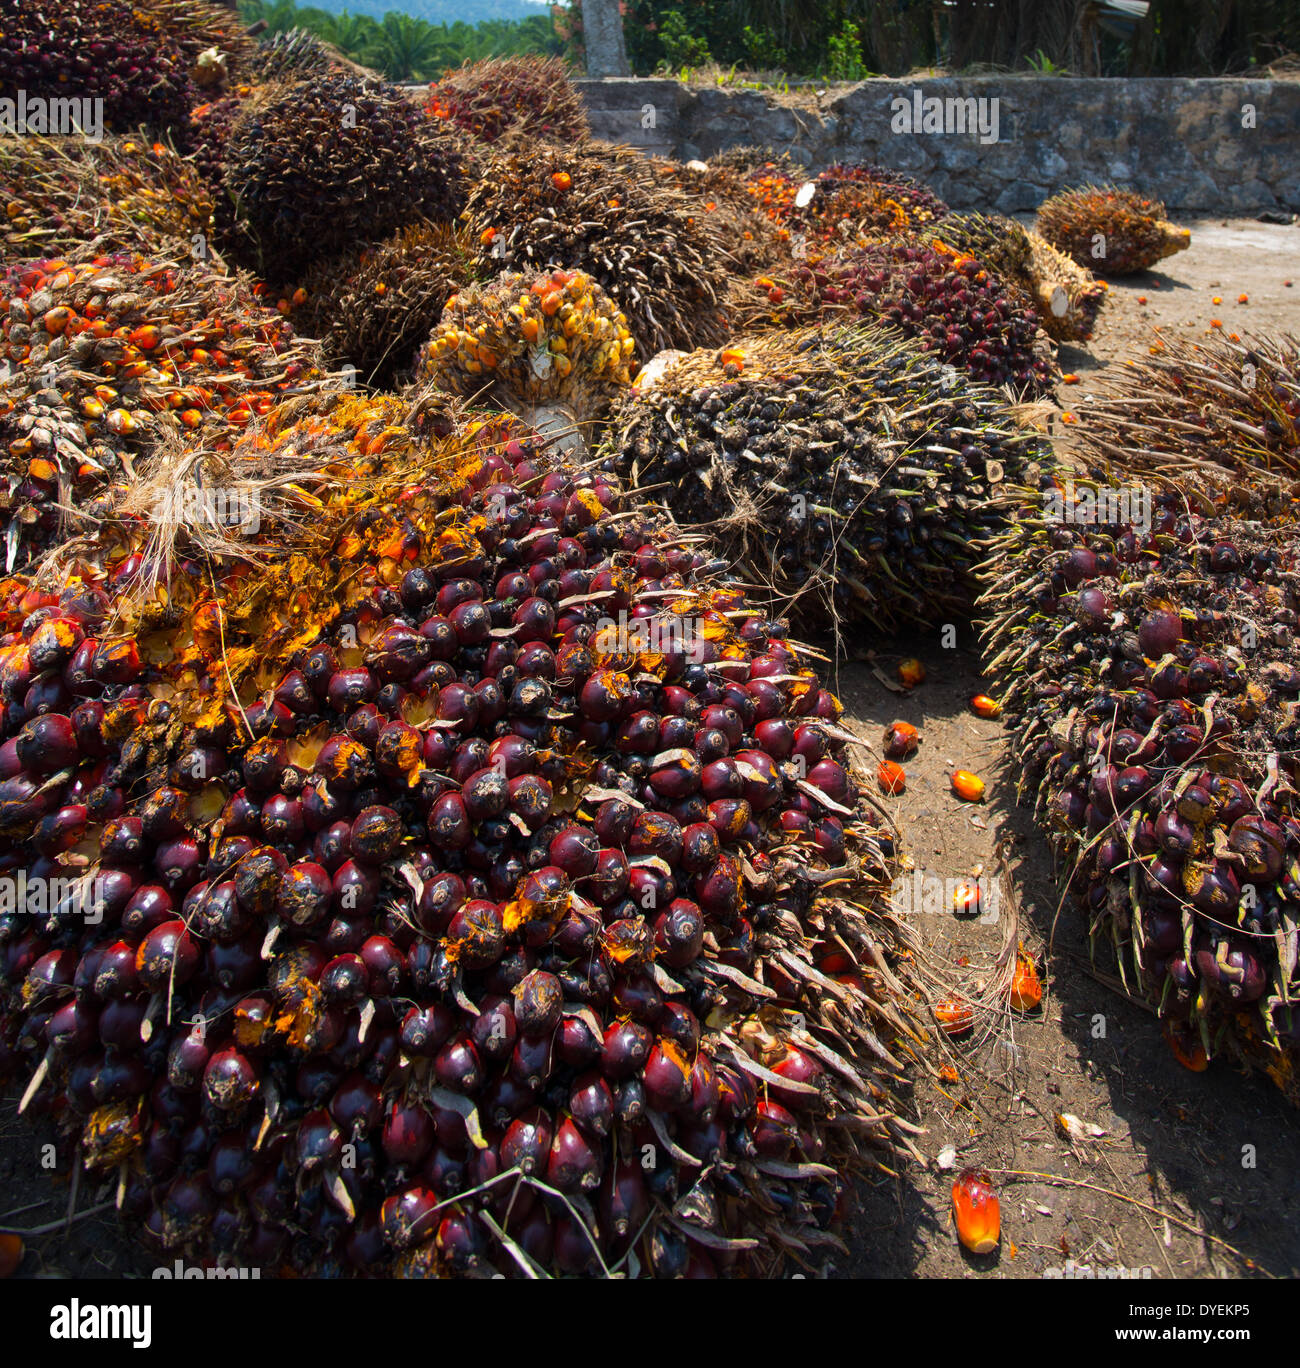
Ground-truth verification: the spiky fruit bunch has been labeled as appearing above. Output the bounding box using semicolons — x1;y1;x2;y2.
223;74;465;278
707;147;802;176
1036;185;1190;276
1073;332;1300;508
924;214;1106;344
1023;230;1106;343
0;136;214;262
424;56;587;148
0;409;923;1277
0;252;320;566
981;485;1300;1098
418;270;636;446
0;0;197;135
655;158;794;279
608;325;1050;634
297;226;472;388
739;161;949;250
461;143;730;355
133;0;260;87
249;27;341;82
737;240;1054;395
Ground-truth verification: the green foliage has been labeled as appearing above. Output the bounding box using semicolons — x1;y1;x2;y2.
740;24;786;71
656;11;711;70
824;19;865;80
237;0;565;81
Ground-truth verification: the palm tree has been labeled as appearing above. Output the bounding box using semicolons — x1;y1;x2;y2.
328;11;381;61
363;13;456;82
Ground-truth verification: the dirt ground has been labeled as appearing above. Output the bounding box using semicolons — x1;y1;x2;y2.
1;218;1297;1281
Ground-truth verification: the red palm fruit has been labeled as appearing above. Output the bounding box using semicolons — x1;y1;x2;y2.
296;1109;342;1171
203;1046;259;1112
692;854;741;920
680;821;720;873
360;935;405;996
600;1018;651;1079
445;899;504;969
654;898;705;967
429;791;472;849
434;1032;483;1094
501;1106;553;1174
599;1158;649;1243
348;805;401;865
512;969;563;1036
273;860;332;929
556;1014;602;1068
330;1072;383;1134
381;1186;440;1250
136;920;200;990
548;823;599;877
399;1003;455;1057
751;1097;799;1157
417;872;467;935
547;1115;602;1192
97;997;148;1049
121;884;176;937
643;1037;693;1111
383;1100;436;1167
320;953;368;1004
469;996;517;1062
16;713;78;774
509;1030;555;1089
333;859;380;916
93;941;139;1001
569;1070;615;1139
769;1044;825;1108
680;1053;721;1126
593;797;637;845
952;1168;1000;1254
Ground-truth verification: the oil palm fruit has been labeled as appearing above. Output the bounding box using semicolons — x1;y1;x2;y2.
922;213;1106;345
1035;185;1190;276
0;0;197;136
424;56;587;148
418;268;636;446
1071;331;1300;511
222;74;465;279
735;240;1055;395
0;250;321;567
980;479;1300;1100
608;324;1051;635
298;226;473;388
654;158;789;280
461;142;730;355
0;136;214;263
0;408;925;1277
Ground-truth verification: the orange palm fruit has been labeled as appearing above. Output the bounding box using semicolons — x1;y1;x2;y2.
1164;1023;1209;1072
877;761;906;795
970;694;1001;718
551;171;572;191
883;720;919;759
951;769;985;802
952;1169;1000;1254
934;996;973;1036
897;658;925;688
1009;947;1042;1010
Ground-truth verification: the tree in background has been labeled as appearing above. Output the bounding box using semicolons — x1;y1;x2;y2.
580;0;630;75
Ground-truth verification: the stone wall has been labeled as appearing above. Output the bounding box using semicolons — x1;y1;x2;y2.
574;76;1300;214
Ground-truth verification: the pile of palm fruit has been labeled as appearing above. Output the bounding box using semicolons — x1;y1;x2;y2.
424;56;589;147
0;395;927;1275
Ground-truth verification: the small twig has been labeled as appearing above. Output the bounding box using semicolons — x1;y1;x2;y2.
987;1169;1266;1273
1;1200;116;1237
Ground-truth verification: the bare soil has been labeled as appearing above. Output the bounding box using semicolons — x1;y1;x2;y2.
1;219;1297;1282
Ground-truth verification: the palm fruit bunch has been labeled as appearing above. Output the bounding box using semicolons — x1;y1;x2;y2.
0;136;214;263
736;240;1055;396
923;213;1106;344
424;56;588;148
1073;332;1300;511
250;27;343;83
1035;185;1191;276
0;251;321;568
222;74;466;280
608;324;1050;635
461;143;731;355
0;0;197;136
653;158;789;280
133;0;260;89
0;406;926;1277
738;160;950;251
417;270;636;453
297;227;473;389
980;483;1300;1099
1023;229;1106;343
